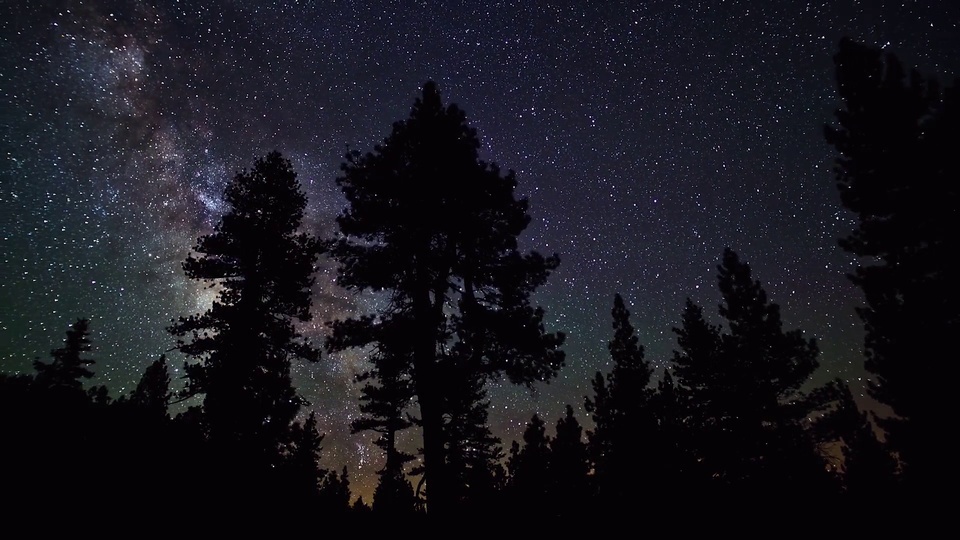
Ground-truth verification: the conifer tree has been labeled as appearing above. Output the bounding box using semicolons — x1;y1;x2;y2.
339;314;420;517
438;359;504;515
106;355;180;507
326;81;565;517
34;318;94;391
344;318;416;506
352;496;372;516
372;464;418;518
669;299;722;489
129;355;172;420
816;380;899;502
840;411;898;503
319;466;352;515
168;151;322;480
27;318;108;508
670;249;827;498
507;413;552;513
650;368;687;498
549;404;589;514
824;37;959;491
584;294;656;504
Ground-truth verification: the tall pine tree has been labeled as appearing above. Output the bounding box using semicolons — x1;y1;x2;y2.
437;358;504;516
584;294;657;506
506;413;552;516
670;248;829;500
128;355;172;420
818;380;899;501
343;318;418;518
549;405;589;516
669;299;722;492
281;412;326;508
168;151;322;491
327;81;565;518
824;37;959;492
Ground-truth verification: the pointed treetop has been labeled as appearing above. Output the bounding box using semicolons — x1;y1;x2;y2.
420;80;441;106
609;293;643;363
406;80;453;126
608;293;652;388
130;355;172;418
34;317;95;390
717;247;779;336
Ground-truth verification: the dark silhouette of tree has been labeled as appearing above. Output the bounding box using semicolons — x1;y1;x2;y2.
326;81;565;518
3;319;117;513
127;355;172;420
438;358;505;516
548;404;589;515
670;249;829;500
584;370;611;496
815;379;899;504
351;355;415;467
352;496;372;516
406;357;505;518
167;151;323;498
824;37;959;492
372;462;418;518
841;418;898;503
32;317;109;433
669;299;723;493
100;355;180;510
649;368;688;499
33;318;94;391
318;465;352;516
341;317;417;517
507;413;552;515
280;411;326;507
584;294;658;505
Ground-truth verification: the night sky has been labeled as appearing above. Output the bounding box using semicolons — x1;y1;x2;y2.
2;0;958;500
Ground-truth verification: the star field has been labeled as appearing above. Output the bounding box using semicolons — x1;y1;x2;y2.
2;0;958;501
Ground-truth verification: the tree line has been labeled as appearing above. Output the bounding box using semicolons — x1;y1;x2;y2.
1;38;954;525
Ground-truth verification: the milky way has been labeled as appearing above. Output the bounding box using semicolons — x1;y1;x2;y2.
2;0;958;500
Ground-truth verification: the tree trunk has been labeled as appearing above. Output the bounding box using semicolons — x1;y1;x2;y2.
412;279;450;520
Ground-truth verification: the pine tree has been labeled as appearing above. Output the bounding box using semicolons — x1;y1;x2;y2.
352;496;372;516
319;466;352;516
344;316;416;513
105;355;179;508
670;248;828;500
507;413;552;515
549;405;589;515
339;312;421;518
824;37;959;492
584;294;657;505
128;355;171;420
168;151;322;482
650;368;687;498
34;318;94;391
841;400;898;503
669;299;722;490
326;81;565;517
280;412;326;507
372;463;418;518
26;318;109;509
438;358;504;516
816;380;899;503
